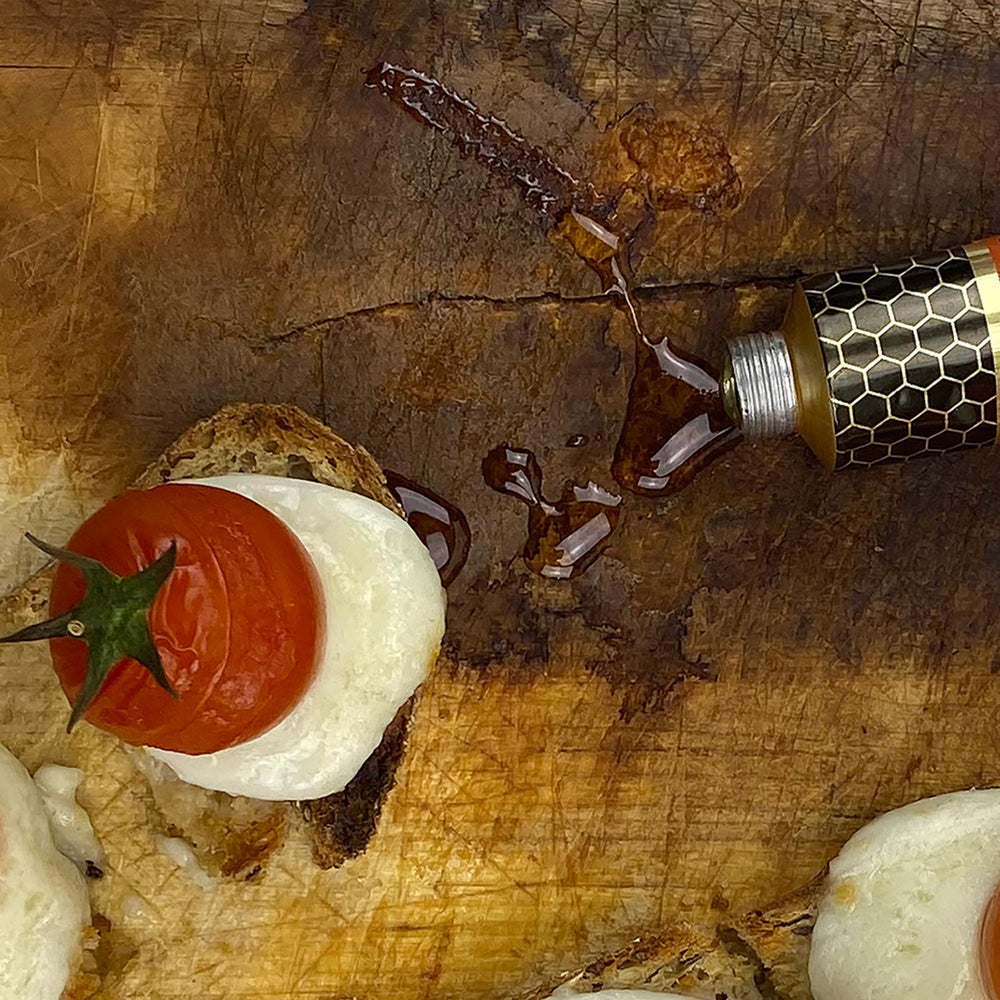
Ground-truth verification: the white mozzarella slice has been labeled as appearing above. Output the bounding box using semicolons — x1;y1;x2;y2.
148;474;446;801
0;744;89;1000
809;788;1000;1000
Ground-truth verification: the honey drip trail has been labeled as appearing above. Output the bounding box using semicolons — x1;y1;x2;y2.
365;63;609;220
482;445;622;579
558;208;739;495
368;63;741;575
384;472;470;587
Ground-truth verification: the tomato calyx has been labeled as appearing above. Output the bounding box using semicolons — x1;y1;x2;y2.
0;533;179;733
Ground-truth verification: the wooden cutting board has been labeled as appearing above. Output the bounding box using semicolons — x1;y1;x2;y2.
4;1;1000;997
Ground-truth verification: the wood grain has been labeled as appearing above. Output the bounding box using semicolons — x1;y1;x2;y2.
3;1;1000;997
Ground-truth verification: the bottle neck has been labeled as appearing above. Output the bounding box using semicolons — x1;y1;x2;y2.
722;331;799;440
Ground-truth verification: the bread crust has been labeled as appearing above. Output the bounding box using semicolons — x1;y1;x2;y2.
517;876;821;1000
134;403;398;511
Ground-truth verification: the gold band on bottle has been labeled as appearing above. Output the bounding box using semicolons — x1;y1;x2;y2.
965;238;1000;443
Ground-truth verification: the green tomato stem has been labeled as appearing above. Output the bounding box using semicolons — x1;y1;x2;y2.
0;534;179;732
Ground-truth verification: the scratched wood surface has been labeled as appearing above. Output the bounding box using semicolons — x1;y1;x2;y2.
4;1;1000;998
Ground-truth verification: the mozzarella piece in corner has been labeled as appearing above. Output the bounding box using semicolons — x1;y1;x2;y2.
547;990;701;999
809;788;1000;1000
149;474;446;801
0;744;90;1000
33;763;105;878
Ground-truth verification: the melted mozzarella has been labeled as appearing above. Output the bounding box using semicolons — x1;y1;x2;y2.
32;764;105;878
0;744;89;1000
547;990;698;999
149;475;446;801
809;789;1000;1000
154;835;216;892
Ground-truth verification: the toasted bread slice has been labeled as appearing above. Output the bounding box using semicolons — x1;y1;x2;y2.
518;876;820;1000
0;403;414;877
133;403;398;510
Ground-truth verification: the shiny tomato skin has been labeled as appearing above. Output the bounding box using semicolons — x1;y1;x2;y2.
49;483;325;754
982;885;1000;1000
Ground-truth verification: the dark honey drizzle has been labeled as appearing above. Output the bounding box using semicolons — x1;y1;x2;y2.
368;61;739;578
482;444;622;579
610;332;737;495
558;209;738;494
365;63;609;220
384;471;470;587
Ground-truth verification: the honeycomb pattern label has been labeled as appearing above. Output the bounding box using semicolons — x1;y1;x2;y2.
802;246;999;468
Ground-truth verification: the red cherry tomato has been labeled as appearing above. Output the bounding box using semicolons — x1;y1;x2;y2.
48;483;324;754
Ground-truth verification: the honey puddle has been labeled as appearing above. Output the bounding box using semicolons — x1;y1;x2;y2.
384;471;471;587
482;445;622;580
557;208;738;495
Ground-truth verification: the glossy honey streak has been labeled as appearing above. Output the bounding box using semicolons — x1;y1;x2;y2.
365;63;608;221
384;472;470;587
560;210;739;496
482;445;622;579
370;63;740;581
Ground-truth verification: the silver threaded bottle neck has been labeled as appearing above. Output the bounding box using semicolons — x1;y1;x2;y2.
722;331;799;440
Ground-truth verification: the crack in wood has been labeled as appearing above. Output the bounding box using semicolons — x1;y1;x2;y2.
253;273;802;350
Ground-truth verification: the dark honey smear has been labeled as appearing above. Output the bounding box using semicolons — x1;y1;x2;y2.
299;699;411;869
586;106;742;240
365;62;610;221
370;65;742;520
558;209;740;496
385;470;471;586
482;444;622;579
612;106;742;213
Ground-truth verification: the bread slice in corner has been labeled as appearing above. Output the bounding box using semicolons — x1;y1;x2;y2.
516;876;821;1000
0;403;417;878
